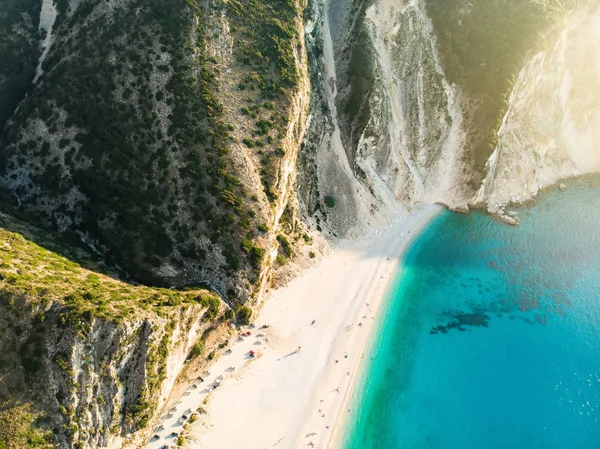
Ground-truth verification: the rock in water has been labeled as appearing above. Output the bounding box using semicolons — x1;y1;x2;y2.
450;205;470;214
499;214;520;226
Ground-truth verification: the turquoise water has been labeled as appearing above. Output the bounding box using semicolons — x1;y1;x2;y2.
344;177;600;449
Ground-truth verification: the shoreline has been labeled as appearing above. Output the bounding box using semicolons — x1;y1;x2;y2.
326;207;438;449
324;205;442;449
185;205;442;448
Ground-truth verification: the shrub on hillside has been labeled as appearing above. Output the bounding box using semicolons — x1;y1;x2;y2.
236;306;252;325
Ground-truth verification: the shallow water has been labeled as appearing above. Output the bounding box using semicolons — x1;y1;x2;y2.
344;177;600;449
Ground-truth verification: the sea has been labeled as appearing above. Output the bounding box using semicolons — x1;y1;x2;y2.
343;176;600;449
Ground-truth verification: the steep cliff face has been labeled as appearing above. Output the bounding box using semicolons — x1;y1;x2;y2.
201;0;311;304
300;0;589;231
3;303;212;449
300;0;469;235
0;212;225;449
476;4;600;209
0;0;309;302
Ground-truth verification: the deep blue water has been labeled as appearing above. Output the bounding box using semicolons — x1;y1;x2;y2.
344;177;600;449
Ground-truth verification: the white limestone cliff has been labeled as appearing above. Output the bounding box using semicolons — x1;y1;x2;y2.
475;5;600;209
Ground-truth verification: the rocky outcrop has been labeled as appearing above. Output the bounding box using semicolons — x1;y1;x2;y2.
1;298;216;449
5;299;221;449
299;0;597;232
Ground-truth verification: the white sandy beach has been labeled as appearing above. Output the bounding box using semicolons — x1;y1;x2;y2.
172;205;441;449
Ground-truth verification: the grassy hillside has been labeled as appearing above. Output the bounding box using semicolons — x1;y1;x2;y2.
0;212;220;321
0;403;54;449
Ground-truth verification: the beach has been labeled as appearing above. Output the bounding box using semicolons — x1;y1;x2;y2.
178;205;441;449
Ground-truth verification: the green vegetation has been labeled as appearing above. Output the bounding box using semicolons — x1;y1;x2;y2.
275;232;295;266
0;0;303;295
0;213;219;322
225;0;300;202
425;0;576;179
189;340;205;358
236;306;253;325
227;0;299;86
0;0;307;301
241;239;266;271
277;234;293;256
0;402;54;449
0;0;41;132
324;195;336;208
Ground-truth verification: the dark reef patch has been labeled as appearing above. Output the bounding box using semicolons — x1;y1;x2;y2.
430;311;490;334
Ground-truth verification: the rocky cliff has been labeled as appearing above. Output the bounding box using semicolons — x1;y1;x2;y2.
300;0;469;236
0;211;226;449
299;0;589;232
476;4;600;210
